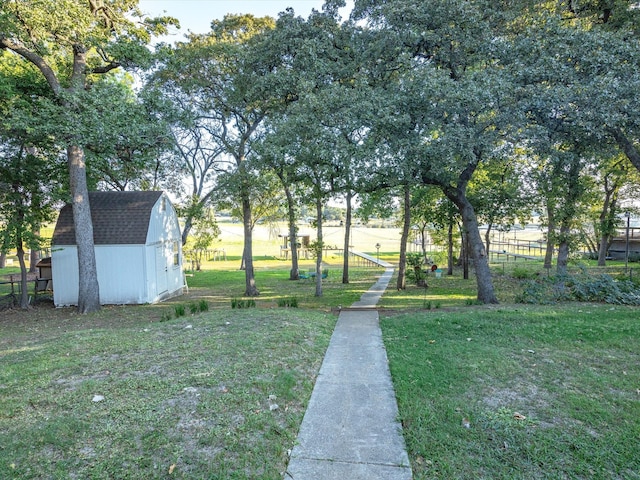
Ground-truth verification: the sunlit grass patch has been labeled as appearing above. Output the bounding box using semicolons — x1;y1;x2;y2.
0;308;336;479
382;304;640;479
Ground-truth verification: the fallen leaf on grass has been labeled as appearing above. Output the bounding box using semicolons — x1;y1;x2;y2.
169;464;176;474
513;412;526;420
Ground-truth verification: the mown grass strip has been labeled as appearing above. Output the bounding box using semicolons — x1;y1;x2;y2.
0;309;336;479
381;304;640;479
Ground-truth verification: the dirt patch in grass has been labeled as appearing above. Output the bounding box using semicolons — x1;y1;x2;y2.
481;382;549;411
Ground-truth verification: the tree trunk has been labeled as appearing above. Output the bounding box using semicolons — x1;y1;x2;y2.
284;183;299;280
181;215;193;246
68;145;101;313
447;221;454;276
544;203;555;270
610;128;640;174
29;223;41;273
484;223;492;257
397;186;410;290
445;187;498;304
16;237;30;309
241;192;259;297
462;228;469;280
597;233;609;266
342;190;352;284
29;244;40;273
420;225;428;261
314;195;323;297
556;222;571;276
597;182;618;266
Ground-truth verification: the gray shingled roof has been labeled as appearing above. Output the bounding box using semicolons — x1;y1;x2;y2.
52;191;164;245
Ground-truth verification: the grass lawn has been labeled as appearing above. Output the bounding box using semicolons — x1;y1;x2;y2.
0;305;337;479
2;251;640;479
382;304;640;479
0;260;384;479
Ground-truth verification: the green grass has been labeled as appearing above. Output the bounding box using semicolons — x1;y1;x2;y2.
184;266;383;310
381;304;640;479
379;265;533;308
2;254;640;479
0;308;336;479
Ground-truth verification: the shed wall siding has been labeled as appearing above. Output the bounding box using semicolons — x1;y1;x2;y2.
52;245;147;306
146;197;184;302
51;192;183;306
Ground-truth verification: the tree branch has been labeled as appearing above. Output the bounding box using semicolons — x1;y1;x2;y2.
609;127;640;174
0;37;62;95
90;62;121;74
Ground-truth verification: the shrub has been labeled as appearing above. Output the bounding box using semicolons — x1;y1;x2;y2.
516;273;640;305
406;252;428;286
569;274;640;305
198;299;209;312
231;298;257;309
511;266;537;279
189;302;199;314
278;297;299;308
174;304;186;317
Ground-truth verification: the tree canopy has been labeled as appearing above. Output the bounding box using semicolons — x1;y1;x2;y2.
2;0;640;306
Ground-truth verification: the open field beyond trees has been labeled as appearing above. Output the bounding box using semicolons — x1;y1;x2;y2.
2;224;640;479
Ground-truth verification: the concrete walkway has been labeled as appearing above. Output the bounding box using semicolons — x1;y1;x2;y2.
285;268;412;480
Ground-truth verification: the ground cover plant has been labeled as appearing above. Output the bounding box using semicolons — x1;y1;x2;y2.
381;304;640;479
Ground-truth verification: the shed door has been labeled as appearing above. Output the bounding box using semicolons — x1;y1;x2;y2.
156;244;168;294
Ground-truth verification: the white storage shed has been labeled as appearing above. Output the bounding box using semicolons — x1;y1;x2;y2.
51;191;184;306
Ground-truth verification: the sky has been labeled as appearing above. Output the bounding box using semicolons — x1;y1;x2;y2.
138;0;335;42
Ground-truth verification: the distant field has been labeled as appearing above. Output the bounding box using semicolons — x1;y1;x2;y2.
213;222;404;258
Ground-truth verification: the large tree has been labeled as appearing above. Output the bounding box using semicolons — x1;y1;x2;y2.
257;6;375;288
353;0;517;303
0;0;175;312
84;78;176;193
0;143;59;309
154;14;279;296
0;49;63;308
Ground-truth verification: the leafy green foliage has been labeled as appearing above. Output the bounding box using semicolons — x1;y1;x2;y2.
511;266;538;280
277;296;299;308
517;273;640;305
405;252;428;286
231;297;257;309
198;299;209;312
